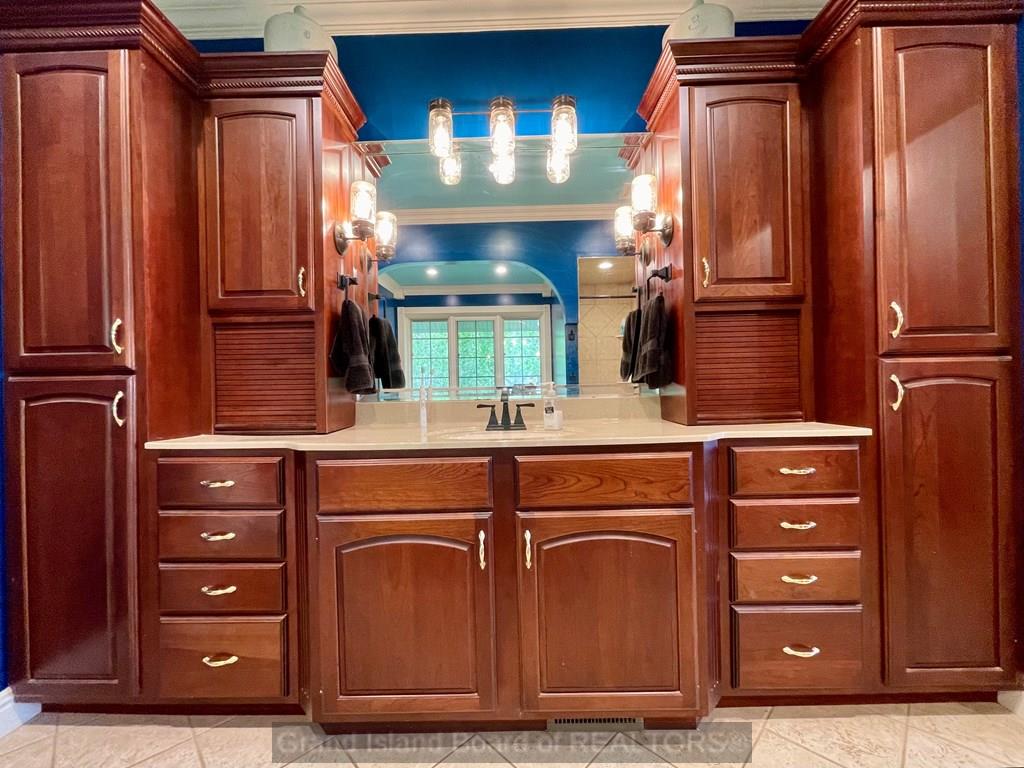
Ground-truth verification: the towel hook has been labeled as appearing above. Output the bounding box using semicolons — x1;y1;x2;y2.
338;273;359;298
645;264;672;300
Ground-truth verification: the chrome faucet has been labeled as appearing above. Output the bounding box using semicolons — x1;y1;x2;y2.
477;387;534;431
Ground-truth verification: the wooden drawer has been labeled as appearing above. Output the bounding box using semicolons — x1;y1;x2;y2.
516;453;692;509
732;552;861;603
158;616;286;699
731;499;861;550
730;445;859;497
157;457;283;508
317;458;492;513
158;510;284;561
733;606;863;689
159;563;285;613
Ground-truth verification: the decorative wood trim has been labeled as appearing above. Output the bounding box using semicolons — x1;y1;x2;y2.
391;203;618;225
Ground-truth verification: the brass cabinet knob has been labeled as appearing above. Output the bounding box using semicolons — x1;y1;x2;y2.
200;531;236;542
199;480;236;489
889;300;904;338
783;645;821;658
478;530;486;571
524;529;532;570
200;585;238;596
889;374;905;412
781;574;818;585
111;391;126;427
110;318;124;355
779;467;816;476
779;521;817;530
202;654;239;668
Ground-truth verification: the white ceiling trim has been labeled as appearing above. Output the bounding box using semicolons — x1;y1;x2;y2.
396;283;553;296
154;1;823;39
393;203;616;225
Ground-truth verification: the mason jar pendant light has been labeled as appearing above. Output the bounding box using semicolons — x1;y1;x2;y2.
349;180;377;238
489;151;515;185
428;98;454;158
550;95;578;155
439;149;462;186
489;96;516;157
546;146;570;184
374;211;398;261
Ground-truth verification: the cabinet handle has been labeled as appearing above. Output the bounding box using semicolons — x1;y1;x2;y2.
298;266;307;298
782;645;821;659
779;520;817;531
199;479;236;489
524;529;532;570
110;318;124;355
701;257;710;288
200;531;236;542
781;574;818;585
111;391;126;427
889;373;905;412
889;300;904;338
200;585;238;596
478;530;486;571
202;654;239;668
779;467;816;476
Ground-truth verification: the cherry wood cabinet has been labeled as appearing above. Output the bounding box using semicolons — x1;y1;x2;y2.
691;83;806;301
875;26;1016;355
516;509;697;712
1;50;133;373
315;513;496;715
4;376;134;701
879;357;1015;686
203;98;315;313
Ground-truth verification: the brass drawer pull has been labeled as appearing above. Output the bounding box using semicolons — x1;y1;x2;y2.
781;574;818;585
889;300;904;338
110;318;124;355
111;391;126;428
779;520;817;531
298;266;307;298
202;654;239;668
889;374;905;412
779;467;816;476
199;480;236;489
783;645;821;659
200;585;238;596
524;529;532;570
701;257;711;288
200;531;236;542
478;530;486;571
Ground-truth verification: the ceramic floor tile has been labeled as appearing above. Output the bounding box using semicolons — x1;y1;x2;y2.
770;704;907;720
285;736;356;767
765;708;906;768
904;726;1004;768
0;734;55;768
130;739;204;768
54;715;194;768
188;714;235;733
588;732;671;767
320;731;470;768
907;702;1024;765
0;712;58;755
195;717;328;768
633;717;762;768
58;712;104;726
746;729;846;768
438;734;511;765
481;730;614;767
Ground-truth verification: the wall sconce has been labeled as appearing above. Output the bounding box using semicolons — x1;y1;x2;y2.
334;180;398;261
614;205;636;256
375;211;398;261
631;173;674;246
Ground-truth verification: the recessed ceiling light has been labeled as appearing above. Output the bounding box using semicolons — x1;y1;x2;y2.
426;267;439;277
494;264;508;276
598;260;614;270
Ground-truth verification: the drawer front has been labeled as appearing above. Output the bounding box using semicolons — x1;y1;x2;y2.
734;606;863;689
158;616;286;699
732;552;861;603
317;458;492;513
159;563;285;613
157;457;283;508
731;445;859;497
516;453;692;509
158;511;284;561
731;499;861;550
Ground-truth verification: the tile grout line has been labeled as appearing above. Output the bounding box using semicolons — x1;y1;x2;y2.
904;719;1023;767
580;731;618;768
189;723;208;768
759;725;850;768
897;703;910;768
422;730;475;768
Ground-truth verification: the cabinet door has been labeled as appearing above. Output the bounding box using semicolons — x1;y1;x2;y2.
204;98;314;312
876;26;1016;354
1;51;133;372
316;513;496;715
517;509;697;712
5;376;134;701
691;84;805;301
880;357;1014;686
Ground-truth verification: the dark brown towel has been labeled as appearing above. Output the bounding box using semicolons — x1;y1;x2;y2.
633;294;672;389
329;299;375;394
620;308;641;382
369;315;406;390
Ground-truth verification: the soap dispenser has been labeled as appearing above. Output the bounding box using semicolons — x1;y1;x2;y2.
542;382;562;430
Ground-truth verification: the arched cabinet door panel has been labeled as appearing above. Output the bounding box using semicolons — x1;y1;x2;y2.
315;513;496;715
516;509;698;712
879;357;1014;686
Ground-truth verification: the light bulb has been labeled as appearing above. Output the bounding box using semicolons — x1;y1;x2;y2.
375;211;397;260
551;95;578;155
489;96;515;156
598;260;614;270
614;205;635;253
489;152;515;185
350;180;376;238
630;174;657;231
439;150;462;185
494;264;508;276
428;98;454;158
546;146;570;184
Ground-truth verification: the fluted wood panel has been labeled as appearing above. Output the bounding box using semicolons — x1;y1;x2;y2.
213;323;317;432
694;312;802;422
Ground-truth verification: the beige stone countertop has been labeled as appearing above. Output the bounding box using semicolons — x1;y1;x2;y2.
146;419;871;452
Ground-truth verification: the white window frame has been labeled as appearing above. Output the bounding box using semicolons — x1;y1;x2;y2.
398;305;553;389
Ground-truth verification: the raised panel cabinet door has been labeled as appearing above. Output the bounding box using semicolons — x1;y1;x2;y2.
1;51;133;372
204;98;314;312
879;357;1014;686
316;513;496;715
4;375;134;701
517;509;697;712
691;84;806;301
876;26;1017;354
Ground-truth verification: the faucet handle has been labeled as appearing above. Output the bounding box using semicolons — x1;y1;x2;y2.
477;403;499;430
512;402;535;429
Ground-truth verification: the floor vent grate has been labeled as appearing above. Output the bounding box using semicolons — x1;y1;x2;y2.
547;717;643;732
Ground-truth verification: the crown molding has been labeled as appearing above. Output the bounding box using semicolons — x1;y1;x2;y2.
393;204;617;225
153;0;824;39
397;283;553;297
